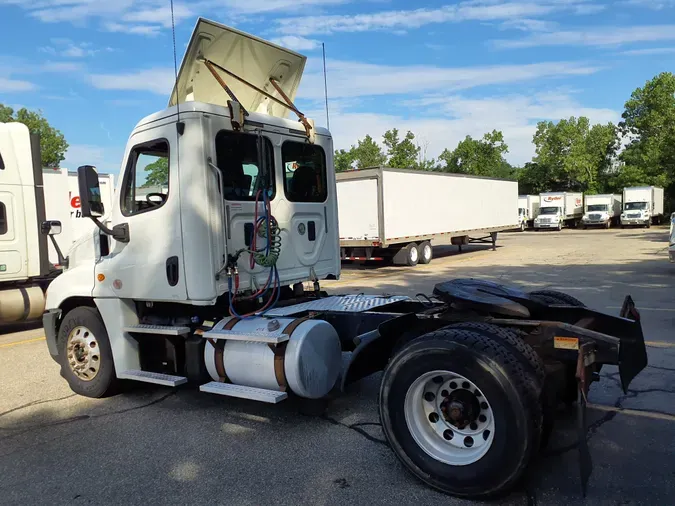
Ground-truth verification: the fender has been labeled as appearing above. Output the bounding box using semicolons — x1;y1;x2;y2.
341;313;442;390
45;263;95;310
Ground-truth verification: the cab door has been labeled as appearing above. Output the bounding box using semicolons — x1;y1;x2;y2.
93;123;187;301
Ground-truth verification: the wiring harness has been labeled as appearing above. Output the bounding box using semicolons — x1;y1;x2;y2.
227;188;282;318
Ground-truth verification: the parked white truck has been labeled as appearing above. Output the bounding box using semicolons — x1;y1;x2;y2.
533;192;583;230
581;194;622;229
620;186;664;228
39;18;648;500
0;122;115;323
518;194;540;230
337;168;518;265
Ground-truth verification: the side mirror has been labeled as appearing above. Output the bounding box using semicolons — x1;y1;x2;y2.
77;165;104;218
41;220;62;236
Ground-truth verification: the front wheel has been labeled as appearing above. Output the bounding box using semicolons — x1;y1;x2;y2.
379;329;539;499
557;223;562;231
57;306;119;398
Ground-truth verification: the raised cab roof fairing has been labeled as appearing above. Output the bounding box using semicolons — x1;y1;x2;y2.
169;18;307;119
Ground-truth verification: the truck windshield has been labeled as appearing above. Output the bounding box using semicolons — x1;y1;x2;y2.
518;208;526;216
539;207;560;215
625;202;647;211
587;204;608;212
215;130;274;201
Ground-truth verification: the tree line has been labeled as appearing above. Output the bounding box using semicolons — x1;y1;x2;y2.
335;72;675;212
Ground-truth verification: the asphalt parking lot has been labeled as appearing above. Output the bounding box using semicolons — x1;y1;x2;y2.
1;227;673;505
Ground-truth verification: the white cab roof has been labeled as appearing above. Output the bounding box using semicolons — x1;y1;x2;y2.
169;18;306;119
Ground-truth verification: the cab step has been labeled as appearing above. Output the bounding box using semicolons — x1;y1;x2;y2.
123;324;191;336
199;381;288;403
202;328;289;344
117;370;188;387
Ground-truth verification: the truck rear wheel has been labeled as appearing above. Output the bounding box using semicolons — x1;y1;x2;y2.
529;290;585;307
379;328;540;499
57;306;119;398
418;241;433;264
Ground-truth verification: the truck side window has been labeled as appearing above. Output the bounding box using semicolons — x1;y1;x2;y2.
215;130;274;201
0;202;7;234
0;151;5;170
282;141;327;203
121;139;170;216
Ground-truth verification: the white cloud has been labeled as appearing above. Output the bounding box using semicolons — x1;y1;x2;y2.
299;58;600;100
307;91;619;166
38;39;105;58
89;68;176;95
0;77;37;92
621;47;675;55
275;1;600;36
500;18;559;32
620;0;675;9
494;24;675;48
40;61;84;73
103;22;163;36
271;35;321;51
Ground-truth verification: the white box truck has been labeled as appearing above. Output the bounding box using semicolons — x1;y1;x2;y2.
0;122;114;322
534;192;583;231
337;168;519;265
518;195;540;230
581;194;622;229
37;18;649;500
620;186;665;228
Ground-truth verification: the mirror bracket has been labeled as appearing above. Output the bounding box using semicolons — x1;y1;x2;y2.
91;219;130;244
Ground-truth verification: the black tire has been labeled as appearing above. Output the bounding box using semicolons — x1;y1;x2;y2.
57;306;119;398
404;242;419;267
379;329;541;499
605;221;610;229
556;223;562;231
444;322;545;389
520;222;525;232
529;290;585;307
418;241;433;264
646;221;651;229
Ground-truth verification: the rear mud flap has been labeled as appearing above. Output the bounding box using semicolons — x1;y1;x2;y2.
618;296;648;393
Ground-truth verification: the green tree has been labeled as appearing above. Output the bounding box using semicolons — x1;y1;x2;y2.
383;128;420;168
530;117;617;192
618;72;675;197
439;130;512;178
334;148;355;172
351;134;386;169
0;104;69;167
143;157;169;187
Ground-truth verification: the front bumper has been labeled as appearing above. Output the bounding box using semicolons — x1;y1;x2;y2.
583;218;609;225
621;218;649;226
535;223;560;228
43;309;62;362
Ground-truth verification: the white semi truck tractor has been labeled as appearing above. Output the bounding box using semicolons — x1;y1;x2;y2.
40;18;648;500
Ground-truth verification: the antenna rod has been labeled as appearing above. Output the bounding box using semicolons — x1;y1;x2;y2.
170;0;180;123
322;42;330;130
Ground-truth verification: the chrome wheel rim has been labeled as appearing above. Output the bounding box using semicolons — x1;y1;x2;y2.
66;326;101;381
404;370;495;466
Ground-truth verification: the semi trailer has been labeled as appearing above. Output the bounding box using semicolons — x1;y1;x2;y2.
534;192;583;231
337;169;518;265
518;194;540;230
620;186;664;228
581;194;622;229
41;18;648;500
0;122;115;323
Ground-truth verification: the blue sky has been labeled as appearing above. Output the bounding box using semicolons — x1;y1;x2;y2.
1;0;675;174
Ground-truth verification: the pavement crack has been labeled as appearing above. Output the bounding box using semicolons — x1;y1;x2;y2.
647;364;675;373
0;391;177;438
0;394;77;419
320;415;389;447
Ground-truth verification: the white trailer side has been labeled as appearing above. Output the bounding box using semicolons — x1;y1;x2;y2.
337;168;518;265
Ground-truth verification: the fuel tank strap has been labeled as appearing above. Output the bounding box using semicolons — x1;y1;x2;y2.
209;317;240;382
269;317;311;391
